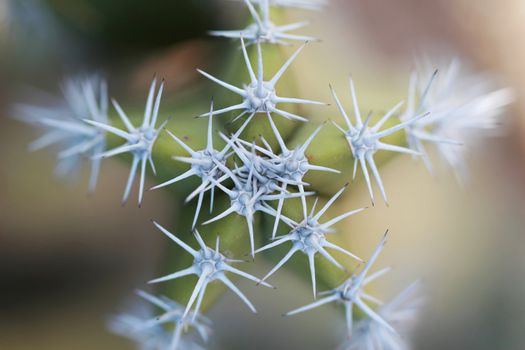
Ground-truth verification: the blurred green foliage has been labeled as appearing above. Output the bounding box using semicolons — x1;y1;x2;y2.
45;0;227;50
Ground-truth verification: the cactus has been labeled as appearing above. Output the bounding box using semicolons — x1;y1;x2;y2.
13;0;513;349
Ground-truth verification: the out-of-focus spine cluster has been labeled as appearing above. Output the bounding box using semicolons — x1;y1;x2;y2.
402;59;514;183
15;76;108;192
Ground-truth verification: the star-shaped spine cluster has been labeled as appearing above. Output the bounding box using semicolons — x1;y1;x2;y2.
85;79;167;206
198;38;324;131
331;79;427;205
256;185;365;297
151;100;237;229
285;232;394;336
211;0;317;45
149;221;274;318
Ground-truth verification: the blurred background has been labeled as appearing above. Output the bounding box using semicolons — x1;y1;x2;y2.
2;0;525;349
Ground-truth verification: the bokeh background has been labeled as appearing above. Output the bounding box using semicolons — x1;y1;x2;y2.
2;0;525;349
